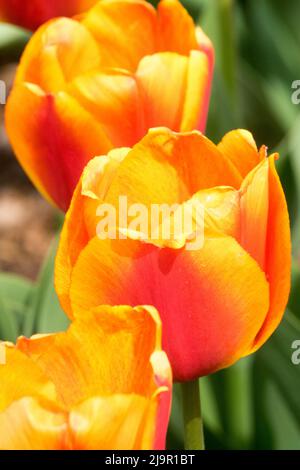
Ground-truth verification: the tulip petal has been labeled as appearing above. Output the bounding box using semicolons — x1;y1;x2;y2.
55;182;90;315
136;51;210;133
55;148;130;316
69;235;269;380
0;397;67;450
6;84;112;211
0;346;57;412
249;157;291;352
157;0;198;54
102;129;242;207
136;52;189;132
180;50;210;133
69;394;156;450
68;70;145;147
16;306;166;405
15;18;101;91
240;158;269;270
218;129;265;178
81;0;156;71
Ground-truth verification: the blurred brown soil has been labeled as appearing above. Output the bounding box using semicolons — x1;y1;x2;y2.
0;63;58;280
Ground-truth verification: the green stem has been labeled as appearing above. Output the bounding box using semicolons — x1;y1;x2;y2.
181;379;205;450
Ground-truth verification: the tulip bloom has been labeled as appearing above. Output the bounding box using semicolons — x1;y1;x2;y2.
55;128;291;382
0;305;172;449
5;0;214;211
0;0;98;31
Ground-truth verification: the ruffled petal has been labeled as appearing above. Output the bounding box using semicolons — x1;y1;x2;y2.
17;306;169;404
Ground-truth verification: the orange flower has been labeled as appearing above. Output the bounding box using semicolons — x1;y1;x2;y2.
0;305;172;449
5;0;214;211
0;0;98;30
55;128;291;382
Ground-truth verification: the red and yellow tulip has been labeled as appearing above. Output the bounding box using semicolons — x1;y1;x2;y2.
0;0;98;31
5;0;214;211
0;305;172;449
55;127;291;382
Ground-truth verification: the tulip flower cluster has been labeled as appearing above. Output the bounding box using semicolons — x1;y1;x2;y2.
1;0;291;451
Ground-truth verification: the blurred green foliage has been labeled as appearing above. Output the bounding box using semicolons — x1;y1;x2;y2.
0;0;299;450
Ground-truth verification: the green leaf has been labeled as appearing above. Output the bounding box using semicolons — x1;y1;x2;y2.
253;311;300;448
0;295;19;342
207;357;254;449
0;273;33;328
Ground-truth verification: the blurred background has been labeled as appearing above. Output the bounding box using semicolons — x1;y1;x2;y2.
0;0;299;450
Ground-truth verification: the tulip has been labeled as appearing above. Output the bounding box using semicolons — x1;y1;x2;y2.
5;0;214;211
0;305;172;449
0;0;98;31
55;128;291;382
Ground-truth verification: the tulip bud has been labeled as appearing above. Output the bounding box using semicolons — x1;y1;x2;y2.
6;0;214;211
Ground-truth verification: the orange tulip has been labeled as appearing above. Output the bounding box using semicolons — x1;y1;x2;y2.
0;0;98;30
0;305;172;449
5;0;214;211
55;127;291;382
